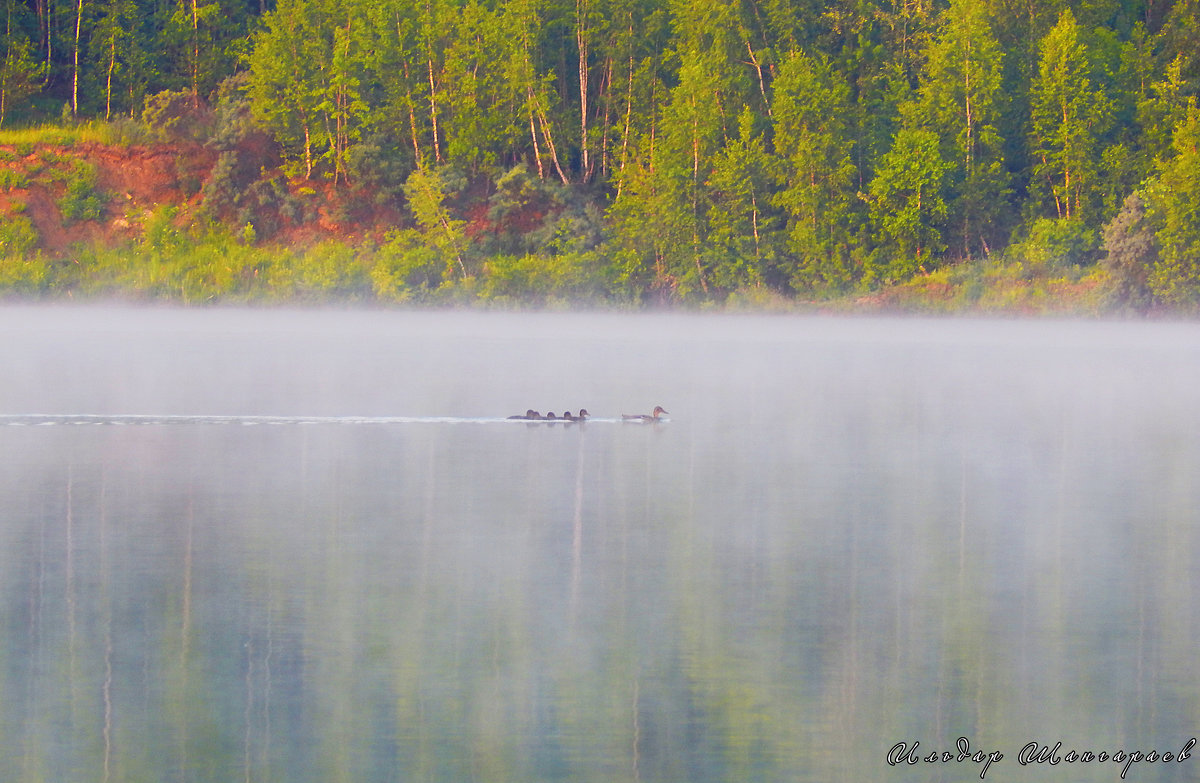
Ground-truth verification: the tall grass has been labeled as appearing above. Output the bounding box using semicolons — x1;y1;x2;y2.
0;119;152;148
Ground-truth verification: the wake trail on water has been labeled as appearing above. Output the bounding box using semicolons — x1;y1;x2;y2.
0;414;640;426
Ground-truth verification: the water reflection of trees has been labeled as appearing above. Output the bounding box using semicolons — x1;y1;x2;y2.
1;417;1198;782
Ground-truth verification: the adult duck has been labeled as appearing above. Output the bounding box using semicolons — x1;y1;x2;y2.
621;406;668;422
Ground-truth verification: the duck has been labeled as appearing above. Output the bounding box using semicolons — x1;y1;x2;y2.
622;405;669;422
507;409;542;420
563;409;590;422
544;411;558;421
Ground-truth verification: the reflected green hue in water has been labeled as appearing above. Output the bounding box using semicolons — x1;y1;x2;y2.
1;308;1198;782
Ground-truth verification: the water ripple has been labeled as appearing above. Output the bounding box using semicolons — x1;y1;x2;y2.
0;414;634;426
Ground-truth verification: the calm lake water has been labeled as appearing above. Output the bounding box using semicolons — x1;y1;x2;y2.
1;306;1198;783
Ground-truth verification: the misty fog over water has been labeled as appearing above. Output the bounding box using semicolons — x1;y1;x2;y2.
1;306;1198;782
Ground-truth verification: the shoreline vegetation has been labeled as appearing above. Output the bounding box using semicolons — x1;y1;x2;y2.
1;0;1199;315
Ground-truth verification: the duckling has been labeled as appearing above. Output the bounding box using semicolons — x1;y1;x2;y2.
562;409;590;422
507;409;541;420
621;405;669;422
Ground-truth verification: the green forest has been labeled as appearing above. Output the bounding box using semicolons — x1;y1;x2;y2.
2;0;1200;310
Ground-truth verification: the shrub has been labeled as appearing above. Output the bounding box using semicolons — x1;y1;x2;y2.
371;229;445;302
56;159;105;224
93;117;153;146
0;211;39;255
345;133;413;203
264;240;371;301
142;90;213;142
479;249;612;306
0;214;48;293
1009;217;1098;274
1100;192;1155;312
208;74;259;152
0;167;28;189
201;151;300;237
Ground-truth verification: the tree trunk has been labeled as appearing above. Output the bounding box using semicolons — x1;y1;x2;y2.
534;93;569;184
599;56;612;178
617;46;633;191
528;96;545;178
576;0;590;181
427;56;442;163
38;0;51;86
400;58;423;162
190;0;200;106
72;0;83;115
106;34;116;119
745;40;769;115
303;120;313;178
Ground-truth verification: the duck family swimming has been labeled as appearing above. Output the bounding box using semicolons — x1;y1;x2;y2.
507;409;590;422
507;407;666;422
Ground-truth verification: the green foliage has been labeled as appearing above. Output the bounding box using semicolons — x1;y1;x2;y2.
0;3;46;128
1029;10;1113;222
182;4;244;110
0;207;37;253
606;145;688;302
56;159;106;224
89;0;144;119
345;133;413;203
199;150;242;216
868;127;952;278
0;212;48;292
67;208;335;302
913;0;1010;256
1147;104;1200;309
478;163;605;263
248;0;368;182
770;49;859;294
479;250;611;306
1101;191;1155;311
439;0;526;174
0;165;26;188
263;240;372;300
705;107;782;291
5;0;1200;310
0;199;49;294
0;120;146;146
200;153;303;237
402;165;469;280
207;73;260;151
94;117;154;146
141;205;186;261
1137;55;1191;165
1009;217;1099;274
371;229;445;302
143;90;212;142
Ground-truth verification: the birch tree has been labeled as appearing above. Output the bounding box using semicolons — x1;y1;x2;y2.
771;49;859;293
1148;104;1200;308
1029;9;1112;221
914;0;1009;255
0;1;45;126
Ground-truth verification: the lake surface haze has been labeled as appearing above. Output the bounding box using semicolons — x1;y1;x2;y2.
1;306;1198;782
